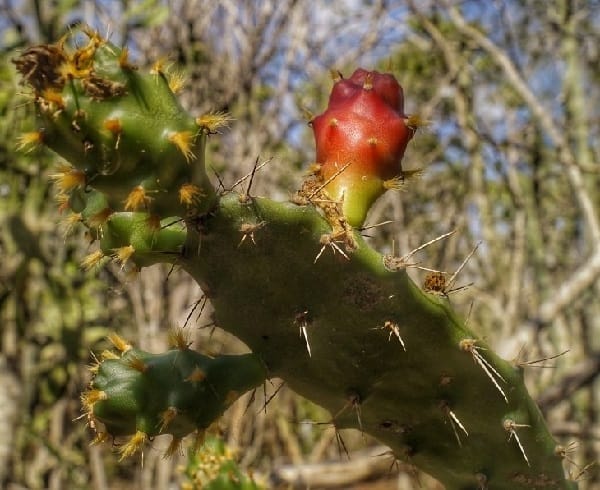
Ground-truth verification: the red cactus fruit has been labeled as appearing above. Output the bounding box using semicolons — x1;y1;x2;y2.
311;69;415;227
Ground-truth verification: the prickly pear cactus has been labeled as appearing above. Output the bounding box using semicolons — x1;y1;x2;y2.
13;27;577;490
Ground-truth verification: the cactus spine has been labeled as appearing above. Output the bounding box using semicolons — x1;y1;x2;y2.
13;28;577;489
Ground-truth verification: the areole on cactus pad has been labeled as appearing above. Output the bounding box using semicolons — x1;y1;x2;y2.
310;68;422;227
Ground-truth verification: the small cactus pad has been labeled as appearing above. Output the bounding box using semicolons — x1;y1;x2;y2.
84;336;267;457
183;436;264;489
13;27;218;219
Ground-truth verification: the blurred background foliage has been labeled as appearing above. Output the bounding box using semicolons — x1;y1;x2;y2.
1;0;600;488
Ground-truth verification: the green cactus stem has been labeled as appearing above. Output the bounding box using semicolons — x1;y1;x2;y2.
180;193;575;490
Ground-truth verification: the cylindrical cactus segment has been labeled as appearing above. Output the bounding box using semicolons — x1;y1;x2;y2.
83;336;267;457
13;26;220;219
